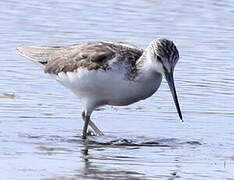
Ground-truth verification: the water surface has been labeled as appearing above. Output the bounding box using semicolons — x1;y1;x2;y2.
0;0;234;179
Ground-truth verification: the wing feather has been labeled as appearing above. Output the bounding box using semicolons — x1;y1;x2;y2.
17;41;143;75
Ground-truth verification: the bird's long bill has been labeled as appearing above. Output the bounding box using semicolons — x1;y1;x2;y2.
165;71;183;121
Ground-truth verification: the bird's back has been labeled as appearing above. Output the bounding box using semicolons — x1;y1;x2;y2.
16;41;143;78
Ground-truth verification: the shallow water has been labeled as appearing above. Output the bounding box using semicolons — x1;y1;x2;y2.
1;0;234;179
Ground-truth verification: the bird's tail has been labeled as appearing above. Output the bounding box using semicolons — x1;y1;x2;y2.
16;45;61;65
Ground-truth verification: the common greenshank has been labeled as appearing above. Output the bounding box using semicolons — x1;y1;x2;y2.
16;38;183;139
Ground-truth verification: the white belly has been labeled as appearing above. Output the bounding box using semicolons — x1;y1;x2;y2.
53;68;162;108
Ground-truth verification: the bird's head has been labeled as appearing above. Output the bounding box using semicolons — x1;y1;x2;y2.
149;38;183;121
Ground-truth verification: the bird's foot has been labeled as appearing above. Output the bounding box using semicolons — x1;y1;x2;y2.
82;129;100;139
87;129;96;136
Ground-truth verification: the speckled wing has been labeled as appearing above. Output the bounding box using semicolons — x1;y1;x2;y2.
16;41;143;75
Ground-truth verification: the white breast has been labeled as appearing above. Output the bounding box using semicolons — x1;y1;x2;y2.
52;67;162;108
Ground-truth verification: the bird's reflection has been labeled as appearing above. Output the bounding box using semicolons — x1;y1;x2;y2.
45;138;187;180
80;145;182;180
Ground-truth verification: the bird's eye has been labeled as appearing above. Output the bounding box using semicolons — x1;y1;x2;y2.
157;55;162;62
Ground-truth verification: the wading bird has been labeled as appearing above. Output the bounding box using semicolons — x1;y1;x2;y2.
17;38;183;139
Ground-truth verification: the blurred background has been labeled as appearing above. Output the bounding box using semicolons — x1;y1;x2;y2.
0;0;234;179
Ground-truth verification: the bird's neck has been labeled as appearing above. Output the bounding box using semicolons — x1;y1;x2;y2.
134;49;162;97
135;45;164;85
136;46;156;75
